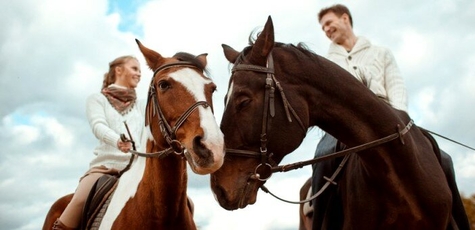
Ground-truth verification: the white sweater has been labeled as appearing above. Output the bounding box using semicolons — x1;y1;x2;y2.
327;37;408;112
86;92;146;170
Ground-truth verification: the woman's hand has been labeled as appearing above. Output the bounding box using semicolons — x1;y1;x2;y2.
117;139;132;153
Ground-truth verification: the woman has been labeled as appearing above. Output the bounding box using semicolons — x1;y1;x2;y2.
53;55;145;229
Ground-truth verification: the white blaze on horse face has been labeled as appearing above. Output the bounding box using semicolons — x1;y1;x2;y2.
225;81;234;108
169;68;225;166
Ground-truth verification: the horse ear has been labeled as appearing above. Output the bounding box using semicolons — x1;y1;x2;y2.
196;53;208;67
249;16;274;65
135;39;165;70
222;44;240;64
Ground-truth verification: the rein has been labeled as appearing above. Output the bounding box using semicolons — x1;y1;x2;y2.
127;61;209;159
261;119;414;204
227;50;417;205
271;119;414;174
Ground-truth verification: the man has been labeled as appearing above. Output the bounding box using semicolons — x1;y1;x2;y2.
319;4;407;111
308;4;469;230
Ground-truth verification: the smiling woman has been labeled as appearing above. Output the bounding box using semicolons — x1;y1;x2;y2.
42;39;225;229
45;55;145;230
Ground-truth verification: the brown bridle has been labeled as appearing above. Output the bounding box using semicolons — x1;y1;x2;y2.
226;51;307;182
129;61;209;158
226;50;415;205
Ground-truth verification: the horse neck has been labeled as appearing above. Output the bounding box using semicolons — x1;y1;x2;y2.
139;139;189;218
304;57;408;147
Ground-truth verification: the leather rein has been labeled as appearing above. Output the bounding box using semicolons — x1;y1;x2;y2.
128;61;209;159
227;51;415;204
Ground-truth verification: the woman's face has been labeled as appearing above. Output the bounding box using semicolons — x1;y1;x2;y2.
115;59;141;88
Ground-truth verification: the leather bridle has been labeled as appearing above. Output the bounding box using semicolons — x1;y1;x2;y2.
226;51;306;181
129;61;209;158
225;50;415;205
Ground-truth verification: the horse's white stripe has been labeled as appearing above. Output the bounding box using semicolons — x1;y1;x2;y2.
98;127;151;229
225;81;234;109
170;69;224;164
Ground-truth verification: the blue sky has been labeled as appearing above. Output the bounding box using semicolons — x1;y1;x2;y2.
1;0;474;229
108;0;144;35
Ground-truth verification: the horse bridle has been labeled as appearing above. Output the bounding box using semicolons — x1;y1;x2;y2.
128;61;209;158
226;51;307;182
226;49;415;205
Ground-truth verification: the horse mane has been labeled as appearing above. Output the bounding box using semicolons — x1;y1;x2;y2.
172;52;209;75
241;34;395;127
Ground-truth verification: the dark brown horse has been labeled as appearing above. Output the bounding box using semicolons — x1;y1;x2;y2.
43;39;225;229
210;16;462;229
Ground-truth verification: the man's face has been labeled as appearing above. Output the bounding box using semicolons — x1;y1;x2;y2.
319;12;348;44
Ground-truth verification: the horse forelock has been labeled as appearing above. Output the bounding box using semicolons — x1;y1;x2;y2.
173;52;208;75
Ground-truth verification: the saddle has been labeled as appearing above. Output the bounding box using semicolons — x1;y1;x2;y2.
79;174;119;230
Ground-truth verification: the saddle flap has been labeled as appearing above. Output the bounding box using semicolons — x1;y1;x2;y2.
79;174;118;230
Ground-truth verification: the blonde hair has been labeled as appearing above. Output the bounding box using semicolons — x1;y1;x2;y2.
102;55;138;89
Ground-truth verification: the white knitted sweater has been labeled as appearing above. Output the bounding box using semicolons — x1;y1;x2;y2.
86;90;146;170
327;37;408;112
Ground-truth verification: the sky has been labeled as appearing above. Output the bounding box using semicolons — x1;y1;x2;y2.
0;0;474;229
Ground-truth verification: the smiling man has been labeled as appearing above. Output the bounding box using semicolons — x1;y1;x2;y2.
308;4;470;230
318;3;408;112
310;3;410;230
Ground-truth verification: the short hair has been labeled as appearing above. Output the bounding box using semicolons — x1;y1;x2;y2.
318;4;353;27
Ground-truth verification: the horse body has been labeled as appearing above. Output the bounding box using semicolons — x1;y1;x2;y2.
107;155;193;229
43;40;224;229
211;16;453;229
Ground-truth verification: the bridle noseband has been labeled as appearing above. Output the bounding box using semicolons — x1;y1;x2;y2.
129;61;209;158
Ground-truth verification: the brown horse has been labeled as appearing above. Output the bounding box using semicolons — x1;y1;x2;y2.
210;16;461;229
43;39;225;229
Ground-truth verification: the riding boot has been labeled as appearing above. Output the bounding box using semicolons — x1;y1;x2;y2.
311;133;344;230
52;219;76;230
440;150;470;230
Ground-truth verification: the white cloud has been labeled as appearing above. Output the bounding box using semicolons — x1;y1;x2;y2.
11;124;40;145
397;29;431;68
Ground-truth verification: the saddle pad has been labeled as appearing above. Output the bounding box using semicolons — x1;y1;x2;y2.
79;174;119;230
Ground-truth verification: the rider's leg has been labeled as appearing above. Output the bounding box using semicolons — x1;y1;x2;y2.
57;172;104;228
440;150;470;230
311;133;342;229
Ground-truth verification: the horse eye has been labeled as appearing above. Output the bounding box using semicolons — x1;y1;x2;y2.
236;98;251;111
158;81;170;91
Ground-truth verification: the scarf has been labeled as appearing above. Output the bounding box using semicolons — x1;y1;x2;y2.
101;85;137;115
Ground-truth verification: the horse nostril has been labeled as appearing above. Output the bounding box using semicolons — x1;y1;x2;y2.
193;136;211;160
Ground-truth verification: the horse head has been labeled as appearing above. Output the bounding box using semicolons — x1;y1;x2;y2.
136;39;225;175
210;17;308;210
